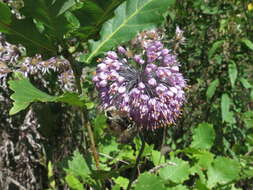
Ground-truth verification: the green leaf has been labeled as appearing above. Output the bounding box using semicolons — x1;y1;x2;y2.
72;0;125;41
65;175;84;190
151;150;165;166
57;0;76;16
85;0;175;63
0;2;11;28
221;93;235;123
206;79;219;100
193;150;214;169
65;151;91;180
0;15;56;57
228;61;238;88
241;38;253;50
170;185;188;190
207;157;241;188
134;173;166;190
159;158;190;183
208;40;224;59
113;176;129;189
240;78;252;89
8;75;85;115
21;0;75;39
242;111;253;129
191;123;215;150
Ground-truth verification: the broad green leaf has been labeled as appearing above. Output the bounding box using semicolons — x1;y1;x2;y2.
65;175;84;190
0;2;11;29
21;0;75;39
228;61;237;88
0;14;56;57
134;173;166;190
193;150;214;169
159;158;190;183
8;75;85;115
65;151;91;180
241;38;253;50
221;93;235;123
240;78;252;89
206;79;219;100
191;123;215;150
85;0;175;63
208;40;224;59
207;157;241;188
72;0;125;41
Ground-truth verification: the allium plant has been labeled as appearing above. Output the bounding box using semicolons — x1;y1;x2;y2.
93;30;186;130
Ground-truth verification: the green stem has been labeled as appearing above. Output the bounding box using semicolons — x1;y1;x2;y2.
126;132;145;190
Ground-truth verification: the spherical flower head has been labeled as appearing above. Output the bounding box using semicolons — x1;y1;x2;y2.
93;32;186;130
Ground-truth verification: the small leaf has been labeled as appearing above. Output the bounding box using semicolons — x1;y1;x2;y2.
242;111;253;129
208;40;224;59
85;0;175;63
207;157;241;188
191;123;215;150
221;93;234;123
228;61;237;88
8;75;85;115
65;175;84;190
159;158;190;183
151;150;165;166
57;0;76;16
241;38;253;50
206;79;219;100
113;176;129;189
65;151;91;180
134;173;166;190
240;78;252;89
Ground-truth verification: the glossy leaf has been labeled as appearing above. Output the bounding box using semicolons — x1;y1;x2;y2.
0;6;56;56
206;79;219;100
72;0;125;40
21;0;75;39
191;123;215;150
85;0;175;63
228;61;237;88
8;75;85;115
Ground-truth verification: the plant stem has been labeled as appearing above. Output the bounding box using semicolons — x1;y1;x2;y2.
85;115;100;170
126;132;145;190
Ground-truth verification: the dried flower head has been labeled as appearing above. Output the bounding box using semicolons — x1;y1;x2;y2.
93;31;186;130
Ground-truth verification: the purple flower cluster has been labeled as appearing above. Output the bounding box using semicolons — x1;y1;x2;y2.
93;33;186;130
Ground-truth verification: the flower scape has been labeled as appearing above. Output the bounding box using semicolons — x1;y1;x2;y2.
93;30;187;130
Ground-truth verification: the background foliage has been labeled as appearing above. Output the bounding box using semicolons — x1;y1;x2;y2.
0;0;253;190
